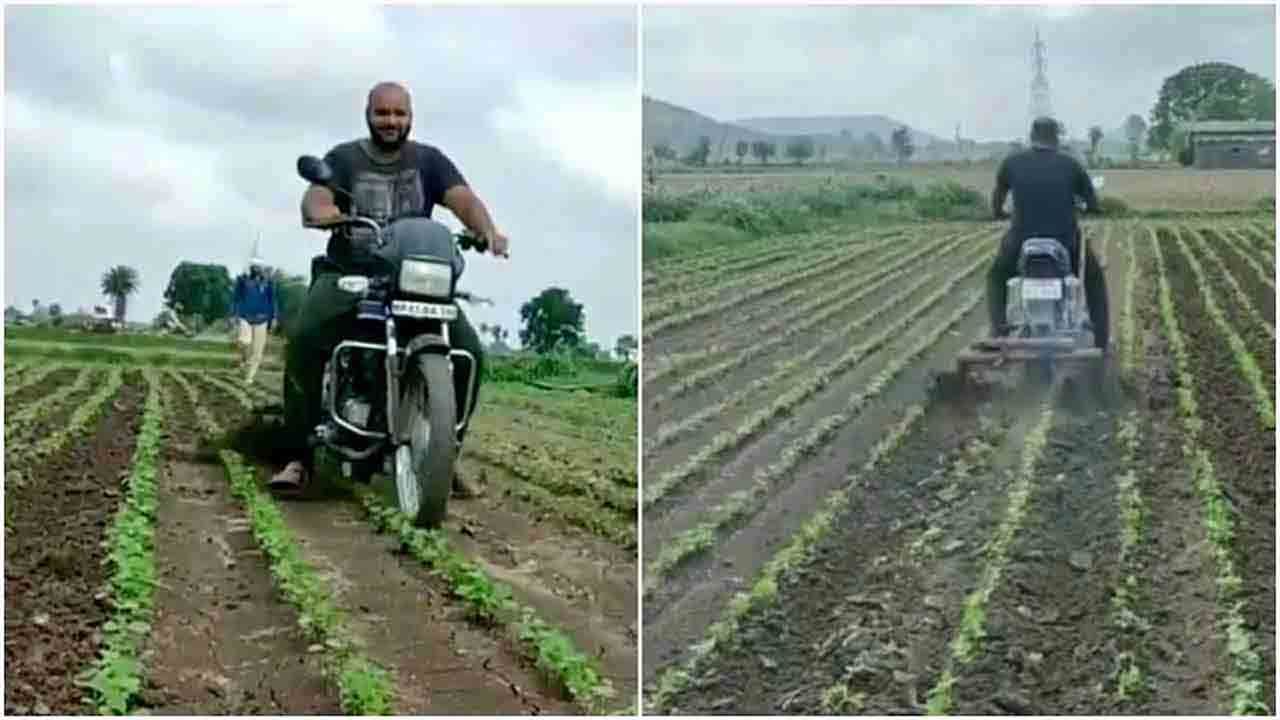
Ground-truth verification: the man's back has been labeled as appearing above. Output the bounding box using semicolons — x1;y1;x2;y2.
997;147;1092;244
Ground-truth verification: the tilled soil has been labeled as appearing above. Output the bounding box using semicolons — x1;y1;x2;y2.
4;365;82;406
448;458;640;704
195;372;613;714
949;406;1125;714
644;220;1273;716
659;384;1047;714
3;376;140;715
1176;227;1276;390
138;375;342;714
642;274;992;681
1197;227;1275;326
1117;283;1224;714
1161;230;1277;711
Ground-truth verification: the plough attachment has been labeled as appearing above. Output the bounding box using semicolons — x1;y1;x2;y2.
956;337;1103;369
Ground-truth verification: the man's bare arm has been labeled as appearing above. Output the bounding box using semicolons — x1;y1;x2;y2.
443;185;498;236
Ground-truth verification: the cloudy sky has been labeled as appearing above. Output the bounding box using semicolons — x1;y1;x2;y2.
6;4;638;348
644;3;1276;141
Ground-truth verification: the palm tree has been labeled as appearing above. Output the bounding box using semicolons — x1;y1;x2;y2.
101;265;140;324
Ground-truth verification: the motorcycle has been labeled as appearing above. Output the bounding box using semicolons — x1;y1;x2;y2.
956;175;1106;385
294;154;489;528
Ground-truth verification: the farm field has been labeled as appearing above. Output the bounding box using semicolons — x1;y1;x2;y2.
654;167;1276;212
641;216;1275;714
3;339;637;715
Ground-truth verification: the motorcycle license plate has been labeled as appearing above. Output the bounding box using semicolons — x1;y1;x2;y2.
391;300;458;320
1022;279;1062;301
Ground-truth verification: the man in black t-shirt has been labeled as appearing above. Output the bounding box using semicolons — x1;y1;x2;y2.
988;117;1108;351
271;82;507;496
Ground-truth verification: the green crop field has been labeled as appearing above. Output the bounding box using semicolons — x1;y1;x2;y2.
641;207;1276;715
4;331;637;715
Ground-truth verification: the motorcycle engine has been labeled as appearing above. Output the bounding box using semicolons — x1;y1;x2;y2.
335;349;386;430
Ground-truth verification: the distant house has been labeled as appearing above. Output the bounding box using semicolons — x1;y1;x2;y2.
1182;120;1276;170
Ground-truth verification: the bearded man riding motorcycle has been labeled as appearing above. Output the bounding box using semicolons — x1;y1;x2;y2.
269;81;508;496
988;116;1109;352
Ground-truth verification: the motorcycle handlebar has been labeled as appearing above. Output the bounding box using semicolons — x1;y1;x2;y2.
303;214;494;254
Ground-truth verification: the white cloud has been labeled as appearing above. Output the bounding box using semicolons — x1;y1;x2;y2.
5;5;637;344
491;76;640;207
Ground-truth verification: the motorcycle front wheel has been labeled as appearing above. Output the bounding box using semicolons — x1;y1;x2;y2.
395;353;457;528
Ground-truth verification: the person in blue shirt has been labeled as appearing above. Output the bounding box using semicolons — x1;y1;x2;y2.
233;258;277;385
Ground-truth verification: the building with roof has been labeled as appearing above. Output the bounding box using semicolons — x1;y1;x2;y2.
1182;120;1275;169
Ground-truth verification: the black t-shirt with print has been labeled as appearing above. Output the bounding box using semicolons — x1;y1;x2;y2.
321;139;467;263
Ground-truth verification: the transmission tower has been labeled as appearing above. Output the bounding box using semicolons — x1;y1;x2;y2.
1029;28;1053;123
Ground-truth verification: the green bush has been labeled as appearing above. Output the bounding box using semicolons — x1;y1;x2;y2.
1255;195;1275;212
913;180;986;220
643;190;702;223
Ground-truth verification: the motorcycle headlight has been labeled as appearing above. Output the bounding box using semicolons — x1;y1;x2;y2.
399;259;452;298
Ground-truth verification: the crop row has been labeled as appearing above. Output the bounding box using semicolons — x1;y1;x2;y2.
1188;229;1274;340
78;371;164;714
647;404;927;712
644;228;980;388
1148;228;1267;714
166;370;395;714
463;430;636;547
356;491;617;713
190;370;622;713
643;230;929;340
924;401;1056;714
645;235;991;455
1170;226;1274;429
650;229;986;404
645;225;907;284
645;289;983;591
4;363;62;399
1101;221;1153;702
645;238;875;320
6;367;125;476
1221;228;1275;291
4;366;96;442
645;245;992;507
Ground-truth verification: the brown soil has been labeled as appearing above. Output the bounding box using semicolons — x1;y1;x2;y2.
3;376;140;715
1160;229;1276;711
137;375;343;714
195;373;601;714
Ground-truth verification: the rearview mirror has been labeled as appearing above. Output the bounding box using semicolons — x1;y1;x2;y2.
1091;175;1106;190
297;155;334;185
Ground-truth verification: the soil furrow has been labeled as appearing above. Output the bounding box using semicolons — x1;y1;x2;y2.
948;403;1125;714
648;231;985;410
642;294;994;684
1180;226;1276;383
1112;264;1223;714
1192;226;1276;329
203;382;605;714
1161;231;1276;710
3;374;140;715
137;374;343;714
646;227;953;357
4;365;76;405
646;255;987;538
644;244;992;508
1220;228;1275;290
650;383;1051;710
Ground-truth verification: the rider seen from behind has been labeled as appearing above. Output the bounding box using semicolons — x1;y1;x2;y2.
269;81;509;496
988;116;1108;351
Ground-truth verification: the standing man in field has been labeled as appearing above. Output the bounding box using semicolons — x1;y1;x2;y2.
269;81;509;497
988;116;1108;351
232;257;276;387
